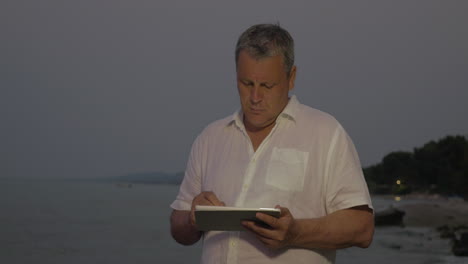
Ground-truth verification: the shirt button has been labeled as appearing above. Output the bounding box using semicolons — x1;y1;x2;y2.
242;184;248;190
231;241;236;247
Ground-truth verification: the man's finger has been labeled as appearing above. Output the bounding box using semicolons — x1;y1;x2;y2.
203;191;224;206
243;220;277;239
255;212;280;228
275;205;291;217
256;235;281;249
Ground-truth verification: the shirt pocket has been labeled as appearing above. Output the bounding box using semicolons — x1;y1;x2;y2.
265;147;309;192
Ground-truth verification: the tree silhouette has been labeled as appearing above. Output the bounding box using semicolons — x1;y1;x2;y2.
364;135;468;198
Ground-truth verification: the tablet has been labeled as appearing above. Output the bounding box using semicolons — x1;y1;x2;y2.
195;205;281;231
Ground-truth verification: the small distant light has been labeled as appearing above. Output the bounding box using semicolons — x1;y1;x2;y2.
396;180;401;185
394;196;401;202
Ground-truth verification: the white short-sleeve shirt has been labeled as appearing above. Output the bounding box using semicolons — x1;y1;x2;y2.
171;95;373;264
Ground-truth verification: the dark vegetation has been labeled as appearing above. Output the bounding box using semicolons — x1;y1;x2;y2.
364;135;468;198
109;136;468;199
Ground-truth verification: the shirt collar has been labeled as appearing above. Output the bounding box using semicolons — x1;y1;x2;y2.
227;95;300;129
280;95;300;121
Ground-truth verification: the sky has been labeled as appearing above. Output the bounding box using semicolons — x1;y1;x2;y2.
1;1;467;179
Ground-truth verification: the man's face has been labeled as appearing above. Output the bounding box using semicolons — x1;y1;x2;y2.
236;50;296;132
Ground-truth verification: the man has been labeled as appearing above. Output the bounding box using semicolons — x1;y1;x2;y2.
170;24;374;264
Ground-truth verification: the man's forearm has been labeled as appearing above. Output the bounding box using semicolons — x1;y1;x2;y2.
170;210;202;245
291;206;374;249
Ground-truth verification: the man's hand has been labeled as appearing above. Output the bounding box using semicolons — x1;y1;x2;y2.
190;191;225;228
171;191;225;245
242;205;300;250
243;205;374;250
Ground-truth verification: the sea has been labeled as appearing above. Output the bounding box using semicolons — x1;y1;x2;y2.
0;179;466;264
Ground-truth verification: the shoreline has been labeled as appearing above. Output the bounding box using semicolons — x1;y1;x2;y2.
373;194;468;228
340;195;468;263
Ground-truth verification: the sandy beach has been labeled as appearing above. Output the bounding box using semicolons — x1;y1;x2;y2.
395;195;468;228
338;195;468;264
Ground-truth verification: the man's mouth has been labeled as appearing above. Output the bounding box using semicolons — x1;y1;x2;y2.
249;107;264;113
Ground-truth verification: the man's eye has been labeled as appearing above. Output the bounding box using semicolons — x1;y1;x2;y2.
262;83;273;89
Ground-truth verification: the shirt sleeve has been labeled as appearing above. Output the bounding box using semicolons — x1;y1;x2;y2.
324;124;373;214
170;133;204;211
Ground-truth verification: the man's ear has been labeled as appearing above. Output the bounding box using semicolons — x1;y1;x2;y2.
288;66;297;91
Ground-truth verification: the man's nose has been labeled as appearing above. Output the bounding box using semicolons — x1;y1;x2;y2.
250;85;263;104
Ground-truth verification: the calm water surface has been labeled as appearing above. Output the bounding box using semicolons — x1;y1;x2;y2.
0;179;200;264
1;179;465;264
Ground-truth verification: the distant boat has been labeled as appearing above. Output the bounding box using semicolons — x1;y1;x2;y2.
115;183;133;188
375;205;405;226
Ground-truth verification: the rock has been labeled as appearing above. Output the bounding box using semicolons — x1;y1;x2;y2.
453;232;468;256
437;225;455;239
375;206;405;226
388;243;402;250
436;225;468;256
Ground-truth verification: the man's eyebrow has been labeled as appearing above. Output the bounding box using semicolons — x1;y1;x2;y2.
238;79;277;87
238;78;275;83
239;78;254;83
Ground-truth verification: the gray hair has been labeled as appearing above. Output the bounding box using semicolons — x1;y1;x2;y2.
235;23;295;76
